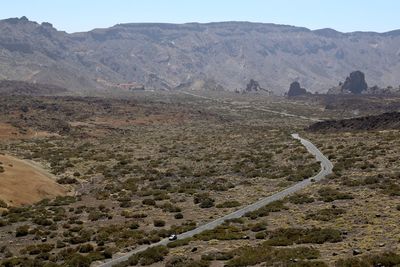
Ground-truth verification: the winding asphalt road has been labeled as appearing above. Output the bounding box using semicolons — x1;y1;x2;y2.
94;134;333;267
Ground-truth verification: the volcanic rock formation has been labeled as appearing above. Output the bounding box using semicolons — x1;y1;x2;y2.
328;71;368;94
342;71;368;94
287;81;309;97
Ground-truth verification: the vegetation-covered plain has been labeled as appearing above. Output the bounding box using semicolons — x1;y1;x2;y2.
0;91;399;266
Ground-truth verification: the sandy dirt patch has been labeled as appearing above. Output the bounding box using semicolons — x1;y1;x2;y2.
0;154;68;206
0;123;20;139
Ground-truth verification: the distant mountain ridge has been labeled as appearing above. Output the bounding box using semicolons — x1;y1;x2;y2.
1;17;400;93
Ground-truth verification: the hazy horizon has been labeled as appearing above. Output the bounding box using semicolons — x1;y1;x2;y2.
0;0;399;33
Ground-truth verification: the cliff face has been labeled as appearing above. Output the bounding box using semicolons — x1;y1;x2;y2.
1;17;400;93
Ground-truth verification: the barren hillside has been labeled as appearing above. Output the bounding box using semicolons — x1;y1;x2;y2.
1;17;400;93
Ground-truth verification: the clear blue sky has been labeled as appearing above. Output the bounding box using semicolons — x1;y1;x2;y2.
0;0;399;33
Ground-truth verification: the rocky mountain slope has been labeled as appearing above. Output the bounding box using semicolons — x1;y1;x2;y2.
0;80;67;95
1;17;400;93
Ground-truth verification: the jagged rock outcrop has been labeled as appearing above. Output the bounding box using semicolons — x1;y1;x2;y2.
342;71;368;94
241;79;272;94
245;79;262;92
287;81;309;97
328;71;368;94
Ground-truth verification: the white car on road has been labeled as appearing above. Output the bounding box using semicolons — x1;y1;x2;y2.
169;234;177;241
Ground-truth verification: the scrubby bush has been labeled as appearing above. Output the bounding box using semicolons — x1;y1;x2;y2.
380;182;400;196
265;227;343;246
195;225;243;241
306;208;345;221
129;222;140;229
193;193;210;204
33;217;53;226
153;220;166;227
255;231;267;239
287;162;320;182
225;218;245;224
209;181;235;191
166;256;210;267
167;238;192;248
142;198;156;206
169;221;197;234
103;247;113;259
225;243;323;267
174;213;183;219
57;177;78;184
118;197;133;208
336;252;400;267
68;229;92;244
88;210;108;221
79;243;94;253
287;193;314;204
245;200;288;219
56;240;66;248
123;245;169;266
318;187;353;202
65;253;91;267
159;202;181;213
216;201;241;208
250;222;267;232
131;213;148;218
154;192;169;201
201;251;234;261
22;243;54;255
50;196;76;206
16;225;30;237
194;193;215;208
363;176;380;185
199;198;215;208
0;199;7;208
121;210;134;218
122;178;138;192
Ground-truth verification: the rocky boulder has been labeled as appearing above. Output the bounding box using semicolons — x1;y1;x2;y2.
287;81;309;97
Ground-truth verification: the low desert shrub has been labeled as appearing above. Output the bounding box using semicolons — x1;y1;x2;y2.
265;227;343;246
